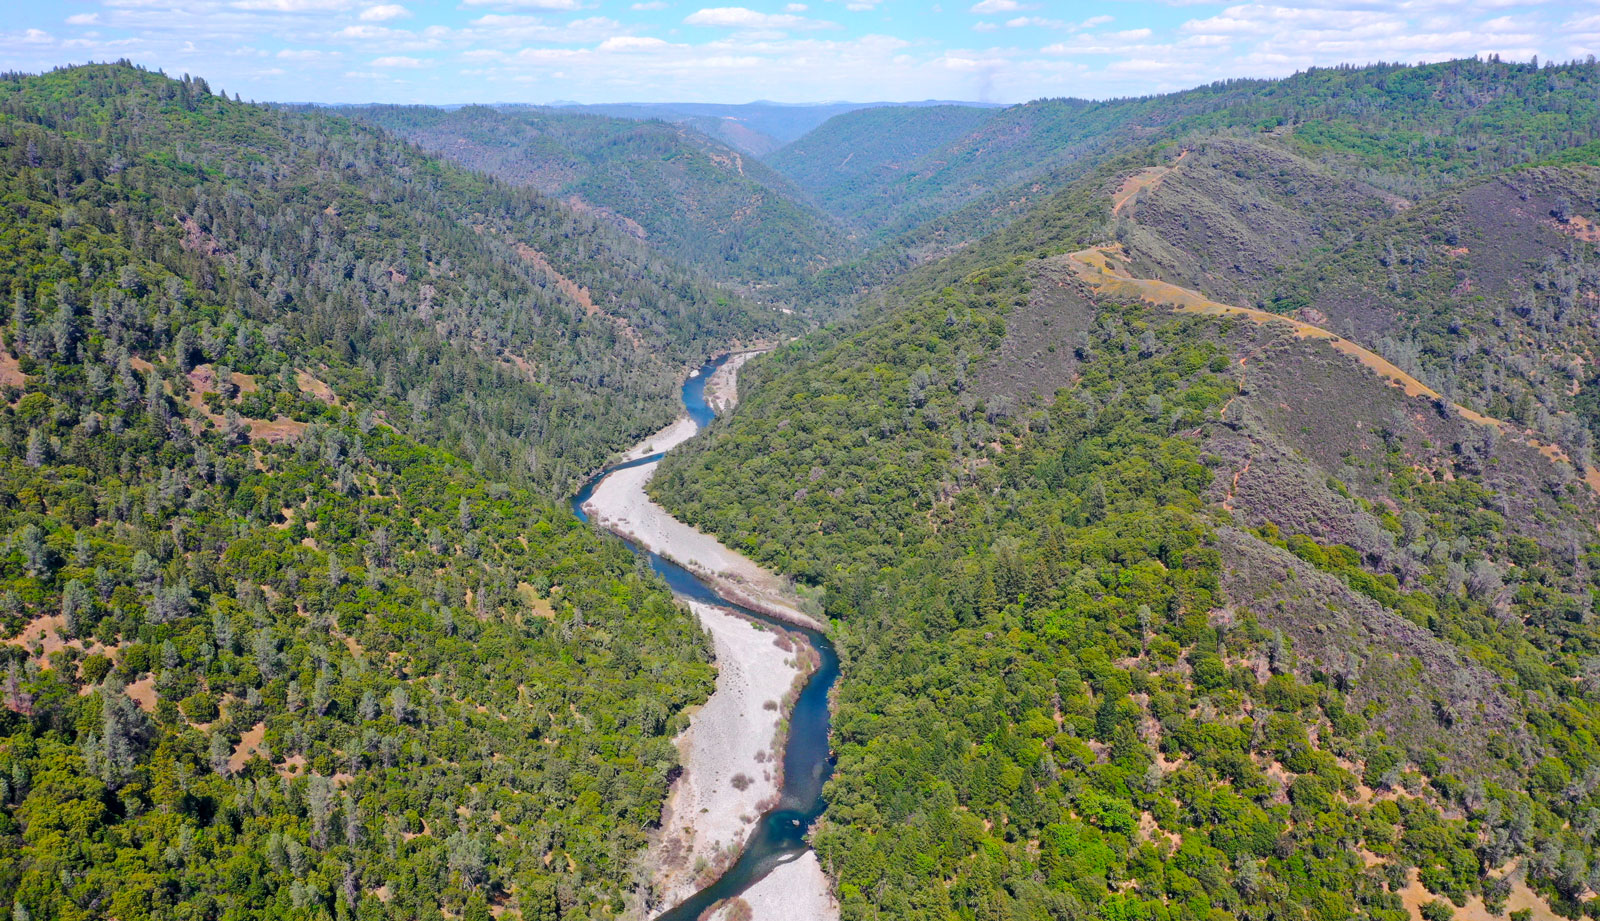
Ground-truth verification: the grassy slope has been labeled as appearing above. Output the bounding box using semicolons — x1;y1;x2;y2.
790;59;1600;313
1264;164;1600;467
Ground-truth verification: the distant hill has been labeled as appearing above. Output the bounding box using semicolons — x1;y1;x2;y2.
347;105;858;301
551;100;999;157
783;59;1600;303
764;104;1000;219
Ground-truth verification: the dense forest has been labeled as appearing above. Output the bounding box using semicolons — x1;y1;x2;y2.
0;64;790;498
343;105;856;299
7;53;1600;921
654;57;1600;921
0;62;771;921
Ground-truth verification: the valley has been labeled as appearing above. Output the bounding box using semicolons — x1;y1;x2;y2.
570;355;836;920
3;53;1600;921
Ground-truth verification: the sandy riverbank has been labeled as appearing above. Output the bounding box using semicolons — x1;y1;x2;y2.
707;851;841;921
704;350;760;415
588;348;835;915
651;600;807;912
582;459;822;630
621;415;698;461
583;349;819;630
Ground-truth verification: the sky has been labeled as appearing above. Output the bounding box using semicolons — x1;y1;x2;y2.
1;0;1597;105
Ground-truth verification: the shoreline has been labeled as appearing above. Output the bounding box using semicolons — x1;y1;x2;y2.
582;460;823;632
706;852;839;921
620;414;698;461
650;600;807;912
580;348;836;919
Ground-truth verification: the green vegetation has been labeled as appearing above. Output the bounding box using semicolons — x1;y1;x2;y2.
7;53;1600;921
0;63;786;498
782;58;1600;310
764;104;999;223
346;105;856;299
656;56;1600;921
1264;164;1600;471
0;63;723;920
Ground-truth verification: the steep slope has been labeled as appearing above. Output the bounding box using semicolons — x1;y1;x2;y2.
763;104;999;219
1108;138;1400;307
0;65;725;921
652;60;1600;921
789;58;1600;311
557;101;883;156
346;105;856;296
1266;165;1600;472
0;65;790;495
778;95;1157;241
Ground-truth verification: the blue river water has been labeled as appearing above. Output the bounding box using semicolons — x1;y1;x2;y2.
570;355;839;920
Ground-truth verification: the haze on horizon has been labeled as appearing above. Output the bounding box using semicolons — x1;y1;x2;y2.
2;0;1596;107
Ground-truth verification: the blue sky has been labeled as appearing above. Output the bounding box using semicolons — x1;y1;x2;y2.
2;0;1596;104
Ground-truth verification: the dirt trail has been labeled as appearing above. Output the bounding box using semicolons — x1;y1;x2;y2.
1112;149;1188;216
1068;244;1449;400
1064;220;1600;494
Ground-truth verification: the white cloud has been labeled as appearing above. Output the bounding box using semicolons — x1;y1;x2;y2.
1005;16;1064;28
230;0;353;9
445;14;629;45
969;0;1028;13
2;0;1576;110
325;23;440;50
360;4;410;20
278;48;340;59
684;7;834;29
598;35;674;51
460;0;588;7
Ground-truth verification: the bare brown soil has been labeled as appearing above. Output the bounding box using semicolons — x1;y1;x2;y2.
1111;149;1187;216
125;676;158;713
0;342;25;389
229;722;268;772
510;242;644;347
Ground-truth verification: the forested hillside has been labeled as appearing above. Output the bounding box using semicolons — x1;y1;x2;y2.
781;59;1600;309
0;63;737;921
655;57;1600;921
553;101;886;158
345;105;855;297
0;64;788;497
763;105;999;220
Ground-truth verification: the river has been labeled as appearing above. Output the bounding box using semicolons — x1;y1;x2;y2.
570;354;839;920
